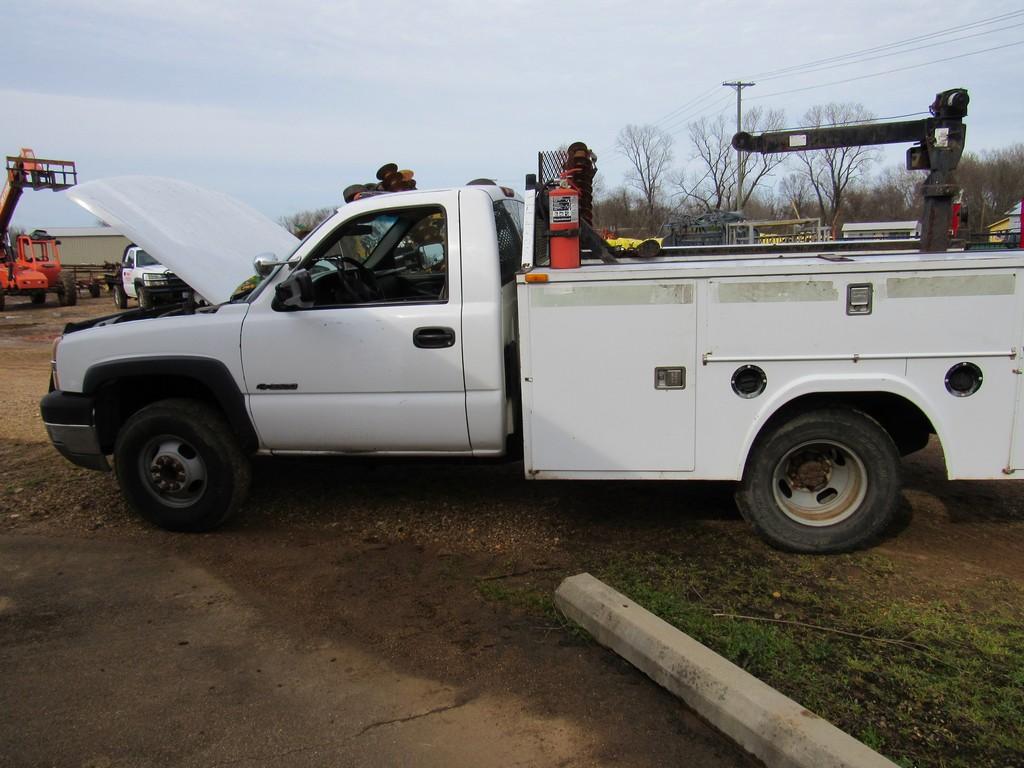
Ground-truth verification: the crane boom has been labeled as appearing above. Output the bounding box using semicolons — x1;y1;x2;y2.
732;88;969;253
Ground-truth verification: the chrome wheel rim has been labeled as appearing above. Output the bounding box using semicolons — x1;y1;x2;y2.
771;439;867;527
139;435;207;507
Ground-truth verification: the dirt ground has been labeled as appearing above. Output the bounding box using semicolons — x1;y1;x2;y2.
3;293;1024;766
0;293;754;767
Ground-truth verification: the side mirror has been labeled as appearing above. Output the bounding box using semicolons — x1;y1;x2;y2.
272;268;314;311
253;252;284;277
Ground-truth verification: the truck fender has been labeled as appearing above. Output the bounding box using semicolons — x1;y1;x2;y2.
734;372;947;478
82;356;259;453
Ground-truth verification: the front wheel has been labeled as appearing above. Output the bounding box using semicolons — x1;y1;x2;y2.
735;408;901;554
114;399;251;532
137;285;153;310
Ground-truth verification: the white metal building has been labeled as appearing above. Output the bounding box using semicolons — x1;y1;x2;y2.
841;221;920;240
39;226;131;266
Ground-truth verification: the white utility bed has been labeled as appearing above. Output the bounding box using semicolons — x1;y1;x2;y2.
517;248;1024;481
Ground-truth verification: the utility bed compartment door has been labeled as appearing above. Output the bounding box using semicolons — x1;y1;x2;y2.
521;280;696;473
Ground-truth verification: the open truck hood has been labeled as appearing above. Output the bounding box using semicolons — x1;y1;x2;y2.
67;177;300;305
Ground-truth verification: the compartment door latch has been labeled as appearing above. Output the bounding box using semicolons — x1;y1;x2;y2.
655;367;686;389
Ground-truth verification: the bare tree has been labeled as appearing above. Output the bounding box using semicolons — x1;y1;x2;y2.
593;186;647;234
676;106;785;212
793;102;880;233
676;113;735;212
279;207;335;238
615;124;673;230
956;144;1024;235
774;172;815;218
843;164;922;223
735;106;786;209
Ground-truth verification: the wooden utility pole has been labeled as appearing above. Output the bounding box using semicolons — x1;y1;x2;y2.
723;81;755;210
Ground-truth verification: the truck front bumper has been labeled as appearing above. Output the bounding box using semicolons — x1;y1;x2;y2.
138;283;191;303
40;391;110;472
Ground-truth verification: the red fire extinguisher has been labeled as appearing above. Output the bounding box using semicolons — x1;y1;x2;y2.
548;182;581;269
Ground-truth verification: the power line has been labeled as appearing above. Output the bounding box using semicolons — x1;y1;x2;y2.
744;8;1024;80
723;82;755;207
755;20;1024;83
652;87;722;127
747;39;1024;101
661;95;733;135
648;9;1023;134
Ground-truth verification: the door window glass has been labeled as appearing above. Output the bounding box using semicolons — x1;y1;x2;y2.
304;206;448;306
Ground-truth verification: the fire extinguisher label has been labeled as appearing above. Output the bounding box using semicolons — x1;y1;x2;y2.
550;194;579;224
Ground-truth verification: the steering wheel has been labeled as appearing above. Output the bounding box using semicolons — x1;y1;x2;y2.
337;256;383;301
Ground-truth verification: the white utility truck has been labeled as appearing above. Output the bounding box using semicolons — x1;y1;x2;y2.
113;244;193;310
41;89;1022;552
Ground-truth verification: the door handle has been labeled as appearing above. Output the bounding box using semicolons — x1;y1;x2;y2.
413;326;456;349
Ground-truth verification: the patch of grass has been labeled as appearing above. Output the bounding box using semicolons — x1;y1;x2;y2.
476;580;553;614
476;579;591;642
592;548;1024;768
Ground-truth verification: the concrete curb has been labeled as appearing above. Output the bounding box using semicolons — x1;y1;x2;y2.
554;573;898;768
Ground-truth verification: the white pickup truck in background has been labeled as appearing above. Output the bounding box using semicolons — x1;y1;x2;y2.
39;90;1024;554
114;244;193;309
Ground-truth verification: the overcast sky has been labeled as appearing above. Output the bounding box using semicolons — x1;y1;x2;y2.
4;0;1022;229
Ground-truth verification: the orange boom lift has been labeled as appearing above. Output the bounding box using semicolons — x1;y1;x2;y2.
0;148;78;310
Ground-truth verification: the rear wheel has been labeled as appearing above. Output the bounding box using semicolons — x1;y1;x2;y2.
0;288;5;311
114;283;128;309
114;399;251;532
59;272;77;306
88;282;101;298
735;408;901;553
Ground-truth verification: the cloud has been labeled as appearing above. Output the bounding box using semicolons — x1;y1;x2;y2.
4;0;1021;228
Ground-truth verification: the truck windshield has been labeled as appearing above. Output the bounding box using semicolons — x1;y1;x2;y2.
135;250;158;267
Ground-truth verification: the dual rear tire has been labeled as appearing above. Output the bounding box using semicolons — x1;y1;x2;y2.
736;408;901;554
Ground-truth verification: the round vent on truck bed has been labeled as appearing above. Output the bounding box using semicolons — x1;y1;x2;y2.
945;362;983;397
732;365;767;399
